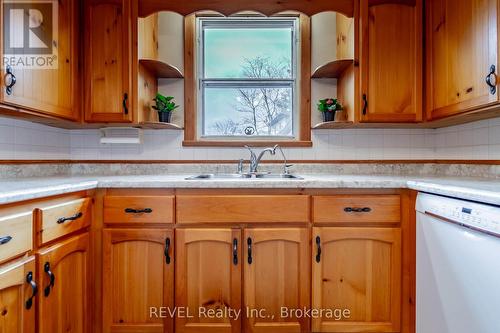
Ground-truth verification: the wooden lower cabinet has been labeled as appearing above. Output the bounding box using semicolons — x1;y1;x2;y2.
175;228;241;333
37;233;90;333
243;228;310;333
102;228;174;333
312;227;402;332
0;256;36;333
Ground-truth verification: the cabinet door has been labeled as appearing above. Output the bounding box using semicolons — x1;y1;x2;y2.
0;0;79;120
312;227;401;332
102;228;173;333
84;0;132;123
0;257;36;333
426;0;499;120
243;228;310;333
360;0;422;122
175;228;241;333
37;233;90;333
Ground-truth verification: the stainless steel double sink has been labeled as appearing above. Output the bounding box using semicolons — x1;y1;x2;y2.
185;173;303;180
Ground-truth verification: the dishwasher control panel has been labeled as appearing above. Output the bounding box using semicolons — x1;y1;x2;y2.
416;193;500;236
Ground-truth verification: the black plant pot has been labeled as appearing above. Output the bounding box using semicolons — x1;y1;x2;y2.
158;112;172;123
322;111;335;122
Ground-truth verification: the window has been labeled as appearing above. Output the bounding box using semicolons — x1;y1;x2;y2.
198;17;299;139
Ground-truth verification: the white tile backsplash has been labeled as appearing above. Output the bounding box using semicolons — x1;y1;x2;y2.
0;116;499;160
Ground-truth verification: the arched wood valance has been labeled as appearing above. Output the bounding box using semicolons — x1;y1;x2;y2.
139;0;354;18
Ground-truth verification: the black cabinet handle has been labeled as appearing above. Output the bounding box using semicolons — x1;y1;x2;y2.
4;65;16;95
486;64;497;95
247;237;253;265
164;237;171;265
233;238;238;265
315;236;321;263
25;271;38;310
57;212;83;224
123;93;128;114
124;208;153;214
0;235;12;245
362;94;368;115
344;207;372;213
43;262;55;297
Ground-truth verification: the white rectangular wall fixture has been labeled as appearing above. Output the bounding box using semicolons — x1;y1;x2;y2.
99;127;144;145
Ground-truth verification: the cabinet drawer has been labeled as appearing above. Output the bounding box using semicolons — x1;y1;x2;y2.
103;196;174;224
176;195;310;223
0;211;33;263
39;198;92;244
313;195;400;224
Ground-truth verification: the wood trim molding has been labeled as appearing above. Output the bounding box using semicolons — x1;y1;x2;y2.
139;0;354;19
183;14;196;142
0;160;499;165
299;14;312;143
182;14;312;147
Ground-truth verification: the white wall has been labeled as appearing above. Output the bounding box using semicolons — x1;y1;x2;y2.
0;117;71;160
0;116;499;161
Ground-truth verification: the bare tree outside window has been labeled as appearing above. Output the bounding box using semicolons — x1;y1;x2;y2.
200;18;297;138
214;56;292;136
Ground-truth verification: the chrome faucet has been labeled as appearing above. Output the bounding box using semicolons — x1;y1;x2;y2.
276;145;293;175
244;145;278;173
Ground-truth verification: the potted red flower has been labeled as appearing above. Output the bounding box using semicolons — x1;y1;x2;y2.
318;98;343;122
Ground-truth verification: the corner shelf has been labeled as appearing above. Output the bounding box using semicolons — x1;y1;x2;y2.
139;59;184;79
138;122;183;129
312;121;426;130
311;59;353;79
312;121;355;129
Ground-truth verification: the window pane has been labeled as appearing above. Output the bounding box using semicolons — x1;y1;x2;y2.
203;26;293;79
203;86;293;137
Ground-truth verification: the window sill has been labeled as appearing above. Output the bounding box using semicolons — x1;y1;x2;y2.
182;140;313;147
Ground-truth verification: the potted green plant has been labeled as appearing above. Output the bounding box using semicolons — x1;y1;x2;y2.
317;98;343;122
152;93;179;123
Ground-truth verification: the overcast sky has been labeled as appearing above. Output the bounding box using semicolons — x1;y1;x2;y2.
203;27;293;135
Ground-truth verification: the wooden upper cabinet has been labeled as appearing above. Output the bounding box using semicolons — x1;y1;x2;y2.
84;0;133;123
102;228;173;333
426;0;499;120
0;0;79;120
243;228;310;333
0;257;36;333
37;233;90;333
360;0;423;123
175;228;241;333
312;227;401;332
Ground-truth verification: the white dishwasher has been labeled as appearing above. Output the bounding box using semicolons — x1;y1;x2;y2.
416;192;500;333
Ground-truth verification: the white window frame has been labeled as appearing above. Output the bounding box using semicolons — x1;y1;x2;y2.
196;16;300;140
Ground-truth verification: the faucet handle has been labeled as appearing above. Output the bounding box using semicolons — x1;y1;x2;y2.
237;159;244;174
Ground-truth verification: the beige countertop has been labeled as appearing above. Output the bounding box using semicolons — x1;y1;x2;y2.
0;174;499;206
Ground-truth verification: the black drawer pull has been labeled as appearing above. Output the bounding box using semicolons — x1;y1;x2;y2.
124;208;153;214
164;237;171;265
247;237;253;265
43;262;55;297
344;207;372;213
233;238;238;265
315;236;321;263
4;65;16;95
0;235;12;245
25;271;38;310
57;212;83;224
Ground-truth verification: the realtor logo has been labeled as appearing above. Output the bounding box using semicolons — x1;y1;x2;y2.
2;0;58;69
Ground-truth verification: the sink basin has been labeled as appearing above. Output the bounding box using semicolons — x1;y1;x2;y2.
185;174;251;180
254;174;303;179
185;173;303;180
